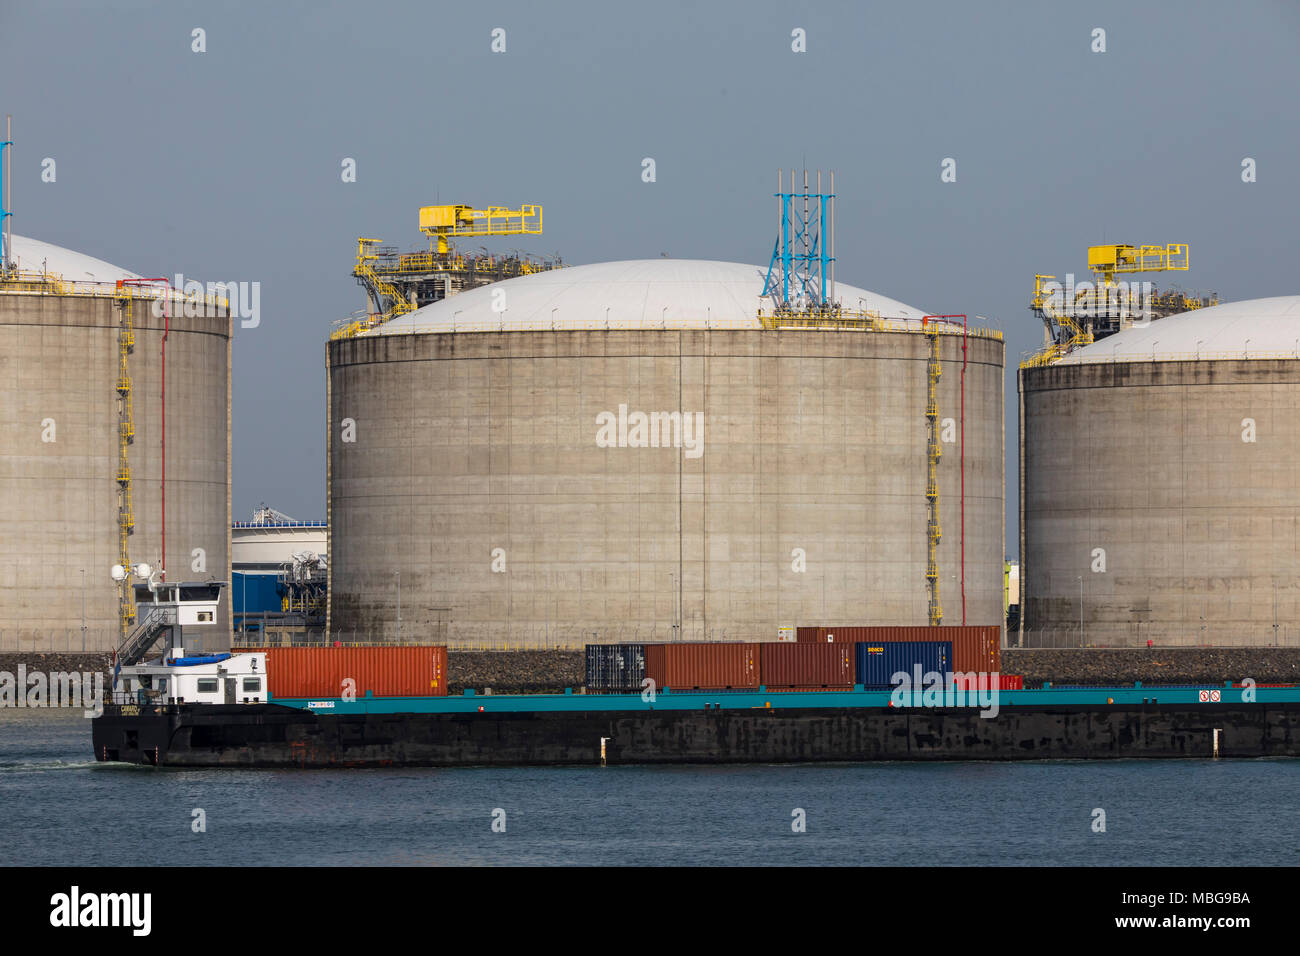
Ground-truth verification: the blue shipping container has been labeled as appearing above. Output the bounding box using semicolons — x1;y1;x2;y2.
854;641;952;688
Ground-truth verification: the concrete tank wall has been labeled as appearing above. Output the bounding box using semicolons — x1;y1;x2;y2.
0;292;232;652
327;329;1004;646
1019;359;1300;647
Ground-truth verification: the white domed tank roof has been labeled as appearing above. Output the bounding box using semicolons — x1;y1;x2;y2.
374;258;929;334
1060;295;1300;363
9;234;141;284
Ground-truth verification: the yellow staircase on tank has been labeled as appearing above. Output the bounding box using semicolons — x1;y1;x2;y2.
335;238;417;338
114;290;136;637
924;326;943;625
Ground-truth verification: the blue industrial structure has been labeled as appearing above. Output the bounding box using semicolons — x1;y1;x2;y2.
232;571;282;615
1;117;12;272
763;167;836;310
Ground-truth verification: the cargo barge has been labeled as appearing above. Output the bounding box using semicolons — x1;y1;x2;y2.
93;673;1300;768
93;591;1300;768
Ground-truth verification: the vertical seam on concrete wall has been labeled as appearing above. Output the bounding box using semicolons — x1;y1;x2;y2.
1017;366;1025;647
702;333;708;641
226;303;233;649
678;330;683;640
324;340;333;642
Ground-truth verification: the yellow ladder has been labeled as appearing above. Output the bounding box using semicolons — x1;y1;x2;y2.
925;328;943;625
115;291;136;637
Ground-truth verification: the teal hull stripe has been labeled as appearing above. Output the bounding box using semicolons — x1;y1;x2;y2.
266;683;1296;716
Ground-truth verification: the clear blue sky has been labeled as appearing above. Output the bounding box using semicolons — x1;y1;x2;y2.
5;0;1297;553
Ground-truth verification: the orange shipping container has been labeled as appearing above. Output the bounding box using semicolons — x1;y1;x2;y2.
759;642;855;688
796;626;1001;675
644;643;760;690
249;646;448;699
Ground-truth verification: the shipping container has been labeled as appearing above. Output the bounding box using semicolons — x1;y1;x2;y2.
585;644;646;691
759;642;855;688
953;673;1022;691
248;646;448;699
799;625;1000;674
644;642;760;690
854;641;952;688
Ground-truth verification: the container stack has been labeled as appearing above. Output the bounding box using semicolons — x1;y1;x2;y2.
584;628;1014;693
796;625;1002;675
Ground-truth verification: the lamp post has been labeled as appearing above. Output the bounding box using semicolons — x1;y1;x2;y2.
80;568;86;652
395;570;401;644
1078;575;1084;646
668;572;677;641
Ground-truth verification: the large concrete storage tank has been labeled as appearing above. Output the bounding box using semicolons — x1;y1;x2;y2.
0;235;232;652
327;259;1004;646
1020;295;1300;647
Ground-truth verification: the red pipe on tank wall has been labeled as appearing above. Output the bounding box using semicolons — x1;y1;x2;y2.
119;277;170;579
162;292;168;580
960;315;967;625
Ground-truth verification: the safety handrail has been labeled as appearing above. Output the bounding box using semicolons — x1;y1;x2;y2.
333;316;1005;340
1022;348;1300;369
116;605;178;665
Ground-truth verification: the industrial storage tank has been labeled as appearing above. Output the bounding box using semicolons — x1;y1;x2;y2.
326;259;1005;646
0;235;232;652
1019;295;1300;647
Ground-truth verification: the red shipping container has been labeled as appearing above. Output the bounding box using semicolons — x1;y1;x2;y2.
644;643;760;690
249;646;448;699
952;673;1022;691
796;625;1001;675
759;642;855;688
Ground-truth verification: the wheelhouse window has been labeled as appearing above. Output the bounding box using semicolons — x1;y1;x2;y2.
197;679;218;693
242;678;261;693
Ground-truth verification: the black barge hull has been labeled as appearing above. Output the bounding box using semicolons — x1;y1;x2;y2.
92;701;1300;767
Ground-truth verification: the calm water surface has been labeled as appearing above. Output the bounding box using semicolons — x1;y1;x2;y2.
2;709;1296;866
